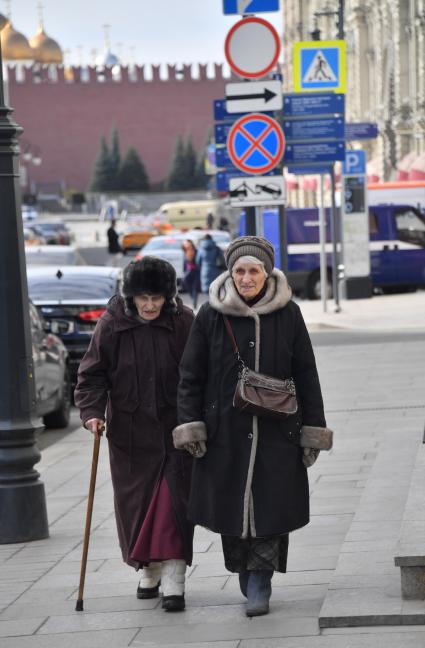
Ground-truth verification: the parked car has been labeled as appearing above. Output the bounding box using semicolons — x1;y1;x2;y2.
25;245;86;266
136;230;231;283
30;221;75;245
29;301;71;429
27;265;123;385
24;226;46;246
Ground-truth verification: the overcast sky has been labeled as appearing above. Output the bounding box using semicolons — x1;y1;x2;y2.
4;0;283;66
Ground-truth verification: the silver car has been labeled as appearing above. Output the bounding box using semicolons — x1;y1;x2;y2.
136;230;231;282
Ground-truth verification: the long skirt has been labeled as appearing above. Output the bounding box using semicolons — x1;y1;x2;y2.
221;534;289;573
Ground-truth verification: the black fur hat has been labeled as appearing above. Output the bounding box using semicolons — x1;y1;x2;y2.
122;257;177;315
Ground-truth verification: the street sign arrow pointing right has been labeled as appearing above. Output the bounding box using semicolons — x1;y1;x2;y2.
225;80;283;114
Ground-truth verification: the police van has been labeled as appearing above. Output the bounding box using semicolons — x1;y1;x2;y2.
240;202;425;299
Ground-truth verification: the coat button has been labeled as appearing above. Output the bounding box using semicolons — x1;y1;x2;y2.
248;341;255;348
248;433;253;439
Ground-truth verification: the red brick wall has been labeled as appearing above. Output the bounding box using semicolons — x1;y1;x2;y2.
7;65;229;191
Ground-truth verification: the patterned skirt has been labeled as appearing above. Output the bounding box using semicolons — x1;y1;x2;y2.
221;533;289;573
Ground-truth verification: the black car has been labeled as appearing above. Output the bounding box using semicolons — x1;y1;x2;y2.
29;301;71;428
27;265;123;385
30;221;75;246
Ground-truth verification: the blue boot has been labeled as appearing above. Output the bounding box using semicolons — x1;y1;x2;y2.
238;569;249;597
246;570;273;617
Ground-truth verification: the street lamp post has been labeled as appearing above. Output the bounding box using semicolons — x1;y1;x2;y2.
0;38;49;542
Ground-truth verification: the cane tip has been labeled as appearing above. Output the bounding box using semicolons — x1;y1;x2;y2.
75;600;84;611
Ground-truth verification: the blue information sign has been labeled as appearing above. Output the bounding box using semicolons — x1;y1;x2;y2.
342;150;366;175
283;117;344;141
215;123;232;145
216;168;279;192
287;165;333;175
283;93;344;118
214;99;275;122
215;146;234;169
223;0;280;15
284;141;345;164
345;122;378;141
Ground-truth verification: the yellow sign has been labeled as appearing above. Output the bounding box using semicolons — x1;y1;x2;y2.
293;40;346;94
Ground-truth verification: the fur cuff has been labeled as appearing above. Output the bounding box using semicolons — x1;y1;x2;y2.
300;425;333;451
173;421;207;450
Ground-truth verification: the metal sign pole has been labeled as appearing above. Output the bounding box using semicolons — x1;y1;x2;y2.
319;174;327;312
278;203;287;275
330;165;341;312
245;206;256;235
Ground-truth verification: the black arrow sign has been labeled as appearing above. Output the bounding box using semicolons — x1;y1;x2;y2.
226;88;277;104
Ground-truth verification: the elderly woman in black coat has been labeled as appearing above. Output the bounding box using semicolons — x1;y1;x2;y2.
173;236;332;617
75;258;194;612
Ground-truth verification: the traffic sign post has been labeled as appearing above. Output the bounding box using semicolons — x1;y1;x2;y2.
223;0;280;15
341;150;372;299
225;80;283;114
293;40;347;94
225;17;281;79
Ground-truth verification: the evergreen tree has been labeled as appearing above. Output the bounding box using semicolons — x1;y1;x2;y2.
184;138;198;187
195;147;208;189
118;147;150;191
89;137;114;191
109;128;121;189
166;136;188;190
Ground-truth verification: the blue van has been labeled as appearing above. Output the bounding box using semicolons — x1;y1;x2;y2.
240;204;425;299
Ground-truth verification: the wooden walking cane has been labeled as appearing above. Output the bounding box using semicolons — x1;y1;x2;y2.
75;429;102;611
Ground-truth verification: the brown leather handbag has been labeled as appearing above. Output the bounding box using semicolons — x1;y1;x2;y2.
223;316;298;420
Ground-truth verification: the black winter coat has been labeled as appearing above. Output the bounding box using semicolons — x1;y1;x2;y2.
177;270;326;539
75;295;194;567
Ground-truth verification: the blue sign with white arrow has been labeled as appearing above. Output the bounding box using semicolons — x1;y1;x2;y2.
283;117;344;141
223;0;280;15
283;93;345;118
284;141;345;164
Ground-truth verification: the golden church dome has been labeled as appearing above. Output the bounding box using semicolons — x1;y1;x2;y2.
1;21;34;60
30;26;63;64
0;13;8;31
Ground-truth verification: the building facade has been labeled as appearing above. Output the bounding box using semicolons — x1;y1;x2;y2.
283;0;425;181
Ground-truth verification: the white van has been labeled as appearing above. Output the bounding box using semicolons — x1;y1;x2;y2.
158;200;220;230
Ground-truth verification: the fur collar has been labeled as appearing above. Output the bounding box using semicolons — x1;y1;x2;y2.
209;269;292;317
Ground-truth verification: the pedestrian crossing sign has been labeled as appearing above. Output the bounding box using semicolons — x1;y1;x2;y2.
293;40;346;94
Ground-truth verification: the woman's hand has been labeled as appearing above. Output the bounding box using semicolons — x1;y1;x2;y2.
85;418;105;440
302;447;320;468
184;441;207;458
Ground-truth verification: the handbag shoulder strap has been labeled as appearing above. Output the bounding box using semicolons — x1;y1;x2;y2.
223;315;247;371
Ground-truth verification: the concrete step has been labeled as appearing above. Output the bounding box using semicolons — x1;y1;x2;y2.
318;417;425;628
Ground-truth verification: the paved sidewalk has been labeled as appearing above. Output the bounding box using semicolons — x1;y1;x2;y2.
1;331;425;646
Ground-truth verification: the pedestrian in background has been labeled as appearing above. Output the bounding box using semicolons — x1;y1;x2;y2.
206;212;214;229
106;219;122;267
196;234;226;293
173;236;332;617
75;257;194;612
182;239;200;309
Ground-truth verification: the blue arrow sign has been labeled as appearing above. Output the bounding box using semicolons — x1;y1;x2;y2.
345;122;378;141
284;141;345;164
214;99;275;122
223;0;280;15
216;168;280;192
283;117;344;141
283;93;344;118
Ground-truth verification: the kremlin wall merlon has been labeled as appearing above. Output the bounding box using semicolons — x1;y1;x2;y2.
7;63;234;191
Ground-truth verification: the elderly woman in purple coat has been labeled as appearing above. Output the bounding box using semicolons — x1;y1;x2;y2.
75;257;194;612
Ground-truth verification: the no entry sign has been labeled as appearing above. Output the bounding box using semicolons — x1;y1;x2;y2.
227;113;285;175
224;17;281;79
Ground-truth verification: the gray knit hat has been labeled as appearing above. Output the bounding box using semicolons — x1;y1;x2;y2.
225;236;275;275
